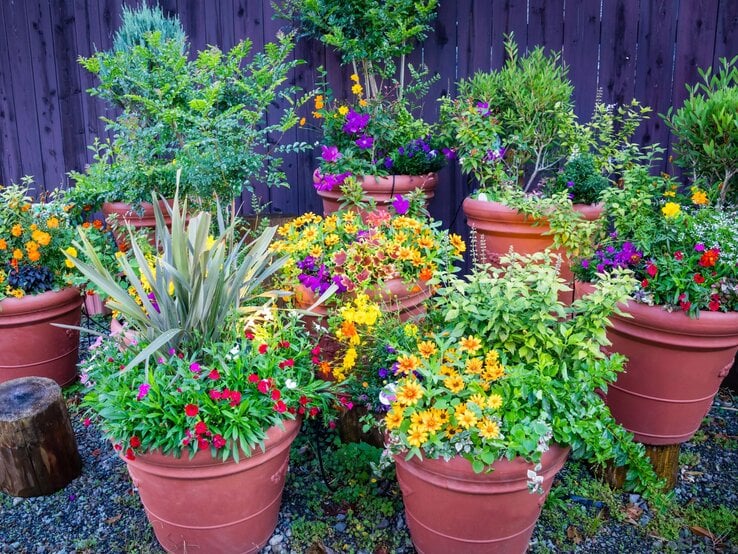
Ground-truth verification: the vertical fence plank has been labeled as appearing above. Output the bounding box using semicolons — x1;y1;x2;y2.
0;2;23;185
714;0;738;65
563;0;603;122
528;0;565;52
599;0;640;107
491;0;527;69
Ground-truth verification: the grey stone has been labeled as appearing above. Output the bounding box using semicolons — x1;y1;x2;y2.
334;522;347;533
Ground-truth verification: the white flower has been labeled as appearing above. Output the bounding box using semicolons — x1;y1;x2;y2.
285;378;297;389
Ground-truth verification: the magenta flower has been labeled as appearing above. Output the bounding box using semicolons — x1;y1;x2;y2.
321;145;342;163
355;135;374;150
314;171;352;192
342;109;370;134
392;195;410;215
136;383;150;401
694;243;705;252
189;362;201;373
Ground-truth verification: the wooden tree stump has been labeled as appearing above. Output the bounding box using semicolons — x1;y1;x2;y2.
0;377;82;497
600;443;681;491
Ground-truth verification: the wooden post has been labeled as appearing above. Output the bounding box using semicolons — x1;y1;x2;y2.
601;443;681;491
0;377;82;497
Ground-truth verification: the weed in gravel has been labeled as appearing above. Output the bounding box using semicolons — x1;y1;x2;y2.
679;450;701;467
290;517;335;551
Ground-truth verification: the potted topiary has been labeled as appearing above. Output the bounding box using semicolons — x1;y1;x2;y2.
448;37;651;282
381;251;661;553
67;189;334;553
276;0;452;213
68;6;308;239
0;179;82;386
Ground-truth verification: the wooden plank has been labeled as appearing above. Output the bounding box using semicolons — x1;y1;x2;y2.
633;0;679;169
72;0;101;168
528;0;565;52
97;0;123;143
491;0;527;69
3;0;45;194
0;2;24;185
176;0;207;55
599;0;640;107
714;0;738;65
563;0;603;122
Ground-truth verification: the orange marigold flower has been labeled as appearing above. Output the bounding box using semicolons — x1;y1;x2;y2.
417;340;437;359
93;219;103;229
11;224;22;237
0;238;6;250
12;248;23;260
27;249;41;262
82;222;91;229
419;266;434;281
46;217;59;229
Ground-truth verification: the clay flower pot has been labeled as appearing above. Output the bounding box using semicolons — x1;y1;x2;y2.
463;197;602;287
123;418;300;554
0;287;82;386
395;445;570;553
83;291;111;316
102;200;173;249
576;282;738;444
315;171;437;216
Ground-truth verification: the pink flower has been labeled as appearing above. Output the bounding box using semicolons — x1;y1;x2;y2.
184;404;199;417
228;391;242;407
209;389;222;401
197;437;209;449
674;251;684;260
189;362;201;373
136;383;150;401
208;369;220;380
129;436;141;448
83;418;91;427
694;243;705;252
248;373;259;383
195;421;209;436
271;389;281;401
258;344;268;354
257;380;271;394
321;145;342;163
212;434;226;449
646;262;658;277
125;448;135;460
273;400;287;413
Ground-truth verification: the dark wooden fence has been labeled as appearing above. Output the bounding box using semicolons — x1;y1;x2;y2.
1;0;737;232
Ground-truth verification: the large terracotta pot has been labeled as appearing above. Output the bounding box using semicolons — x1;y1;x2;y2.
123;418;300;554
0;287;82;386
101;200;173;249
315;171;437;215
395;445;569;554
576;282;738;444
462;197;602;286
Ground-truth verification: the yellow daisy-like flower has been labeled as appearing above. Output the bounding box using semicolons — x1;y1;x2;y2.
469;393;487;408
455;404;478;429
342;347;357;372
691;189;708;205
417;340;437;359
444;374;465;393
478;418;501;439
403;323;418;337
324;233;340;247
11;224;22;237
396;353;421;375
9;288;24;299
338;105;349;116
465;357;484;374
396;380;424;406
459;335;483;354
407;425;428;448
436;409;449;424
385;408;404;430
350;73;360;83
439;365;456;377
663;190;676;197
445;425;459;438
449;233;466;254
343;222;358;234
308;245;323;258
482;364;505;382
359;99;367;107
661;202;681;218
351;83;363;95
420;409;444;434
417;235;435;249
487;393;503;410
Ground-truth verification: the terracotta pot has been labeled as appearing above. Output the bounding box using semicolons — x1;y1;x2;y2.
462;197;602;288
123;418;300;554
315;171;437;216
83;291;111;316
395;445;569;553
101;200;173;249
575;281;738;444
0;287;82;386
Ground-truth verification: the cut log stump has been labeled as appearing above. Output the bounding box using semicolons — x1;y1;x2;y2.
600;443;681;492
0;377;82;497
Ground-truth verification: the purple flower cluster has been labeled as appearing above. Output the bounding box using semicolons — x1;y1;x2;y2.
476;101;492;117
342;109;370;134
313;170;352;192
485;147;506;162
583;241;644;273
297;256;347;294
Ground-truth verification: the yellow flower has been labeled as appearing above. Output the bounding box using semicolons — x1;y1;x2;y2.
663;190;676;197
9;288;24;299
30;224;37;231
478;418;501;439
396;380;424;406
12;248;23;260
25;240;39;253
351;83;363;95
459;335;483;354
465;357;484;374
338;105;349;116
324;233;340;247
407;425;428;448
691;189;708;205
469;393;487;408
359;99;368;107
11;224;22;237
0;238;7;250
449;233;466;254
32;230;51;246
350;73;360;83
396;354;421;375
299;117;306;126
419;409;444;434
64;246;78;268
308;245;323;258
454;404;478;429
439;365;455;377
20;203;30;212
444;374;465;393
417;340;437;359
661;202;681;218
385;408;404;430
342;347;357;373
314;95;324;109
487;394;503;409
403;323;418;337
445;425;459;438
312;111;323;119
482;364;505;382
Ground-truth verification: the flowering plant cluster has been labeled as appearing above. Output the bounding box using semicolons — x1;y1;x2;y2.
381;252;661;492
0;180;77;301
270;206;465;299
80;309;333;461
312;72;452;191
575;165;738;314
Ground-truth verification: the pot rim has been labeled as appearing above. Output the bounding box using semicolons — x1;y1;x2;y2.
0;286;82;318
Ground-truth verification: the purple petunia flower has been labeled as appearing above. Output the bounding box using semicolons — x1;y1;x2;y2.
581;259;590;269
342;109;370;134
566;180;575;188
485;147;506;162
442;147;456;160
378;368;389;379
695;243;706;252
321;145;342;163
392;195;410;215
313;171;352;192
355;135;374;150
384;157;394;169
476;101;491;116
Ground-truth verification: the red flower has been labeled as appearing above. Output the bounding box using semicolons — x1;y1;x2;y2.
228;391;242;407
674;251;684;261
197;437;210;449
212;434;226;449
209;389;222;401
273;400;287;413
298;406;306;415
125;448;136;460
678;293;691;312
182;436;191;446
299;395;309;406
184;404;199;417
279;340;291;348
248;373;259;383
709;299;721;311
328;420;336;430
278;358;295;369
693;273;705;284
245;330;255;340
646;262;658;277
195;421;209;436
271;389;281;401
83;418;91;427
309;407;320;417
258;343;268;354
641;279;649;288
129;436;141;448
257;380;271;394
113;443;122;451
698;248;720;267
311;346;321;357
208;369;220;380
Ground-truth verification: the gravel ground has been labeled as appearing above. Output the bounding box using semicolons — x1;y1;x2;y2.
1;387;736;554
